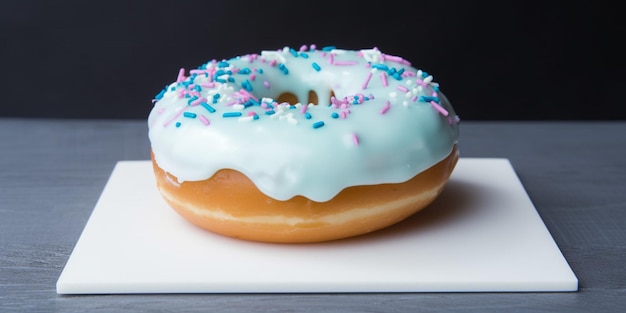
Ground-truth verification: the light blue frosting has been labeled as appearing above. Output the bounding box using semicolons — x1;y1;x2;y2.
148;46;459;202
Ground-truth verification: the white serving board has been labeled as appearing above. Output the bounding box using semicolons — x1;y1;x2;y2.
56;158;577;294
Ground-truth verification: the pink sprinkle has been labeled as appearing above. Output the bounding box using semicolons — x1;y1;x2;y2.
269;59;277;66
405;71;416;77
176;68;186;83
362;72;373;90
333;60;358;66
365;62;371;68
380;100;391;115
340;111;347;119
157;108;165;114
411;95;418;102
432;91;438;97
299;45;307;52
201;82;215;88
263;81;270;89
238;88;258;101
368;93;375;100
190;97;206;106
352;133;360;146
382;53;411;65
300;104;308;113
177;89;185;99
199;115;210;126
189;69;208;75
321;52;327;57
380;72;388;87
163;108;184;127
328;54;334;64
430;101;449;116
310;44;317;50
247;111;257;117
357;51;363;57
396;85;409;93
226;100;239;106
250;73;256;81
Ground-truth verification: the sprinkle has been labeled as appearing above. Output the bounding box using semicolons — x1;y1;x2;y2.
304;112;312;119
299;45;308;52
361;72;373;90
241;79;253;91
419;96;440;103
312;121;325;129
189;97;205;106
321;45;336;51
217;61;230;68
380;100;391;114
199;115;210;125
264;81;271;89
289;48;298;57
278;63;289;74
332;60;359;66
352;133;360;146
176;68;186;83
200;102;216;113
396;85;409;93
238;116;255;122
430;101;449;116
331;112;339;119
163;107;184;127
380;72;388;87
299;52;309;58
300;104;308;114
312;62;321;71
183;112;197;118
222;112;242;118
265;110;275;115
175;122;181;128
328;53;334;64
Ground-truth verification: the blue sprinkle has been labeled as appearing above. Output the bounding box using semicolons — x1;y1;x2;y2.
242;80;253;91
305;112;312;119
238;68;251;74
218;61;230;68
257;68;263;74
222;112;242;118
187;96;199;105
392;73;403;80
371;64;389;71
278;63;289;75
215;78;226;83
213;93;221;100
421;71;429;78
312;121;325;129
265;110;275;115
194;85;202;92
299;52;309;58
433;85;440;92
253;114;260;120
397;68;405;75
331;112;339;119
227;76;235;82
289;48;298;57
169;86;176;91
200;102;216;113
183;112;197;118
175;122;181;128
154;88;166;100
289;105;297;109
321;46;336;51
312;62;321;72
419;96;440;103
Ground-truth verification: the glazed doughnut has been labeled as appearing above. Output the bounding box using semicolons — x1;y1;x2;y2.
148;45;460;243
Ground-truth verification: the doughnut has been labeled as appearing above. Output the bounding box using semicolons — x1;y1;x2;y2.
148;45;460;243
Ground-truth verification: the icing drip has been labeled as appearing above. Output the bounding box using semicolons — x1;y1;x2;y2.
148;45;459;202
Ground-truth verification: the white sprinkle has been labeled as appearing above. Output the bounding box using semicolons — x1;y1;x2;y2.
389;92;397;98
423;75;434;84
238;116;254;122
403;101;409;107
232;104;245;111
261;50;287;64
330;49;348;54
405;80;413;85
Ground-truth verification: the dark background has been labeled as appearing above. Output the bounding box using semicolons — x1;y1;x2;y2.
1;0;624;120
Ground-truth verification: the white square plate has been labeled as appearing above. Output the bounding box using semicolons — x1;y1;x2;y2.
56;158;577;294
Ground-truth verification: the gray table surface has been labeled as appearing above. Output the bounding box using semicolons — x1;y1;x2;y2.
1;118;625;312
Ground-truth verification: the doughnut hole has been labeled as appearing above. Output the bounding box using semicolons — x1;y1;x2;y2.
275;90;334;106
